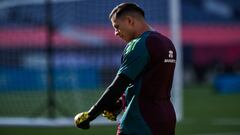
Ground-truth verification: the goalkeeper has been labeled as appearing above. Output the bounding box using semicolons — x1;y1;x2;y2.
74;3;176;135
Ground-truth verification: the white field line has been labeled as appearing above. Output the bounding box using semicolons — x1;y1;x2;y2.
0;116;118;127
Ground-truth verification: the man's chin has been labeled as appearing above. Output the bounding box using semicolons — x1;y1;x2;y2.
120;38;127;42
122;38;131;43
120;37;131;43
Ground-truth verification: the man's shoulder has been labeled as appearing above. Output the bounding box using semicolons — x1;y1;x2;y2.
146;31;173;46
147;31;169;40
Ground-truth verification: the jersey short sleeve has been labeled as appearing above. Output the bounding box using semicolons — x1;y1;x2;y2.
118;37;150;81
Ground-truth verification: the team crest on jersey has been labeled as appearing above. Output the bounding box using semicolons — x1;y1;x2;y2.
164;50;176;63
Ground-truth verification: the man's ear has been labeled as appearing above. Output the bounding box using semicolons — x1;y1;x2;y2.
125;16;134;26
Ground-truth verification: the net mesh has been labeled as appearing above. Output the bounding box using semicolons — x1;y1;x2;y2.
0;0;171;119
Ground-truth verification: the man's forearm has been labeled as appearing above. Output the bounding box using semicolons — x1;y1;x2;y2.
88;73;132;120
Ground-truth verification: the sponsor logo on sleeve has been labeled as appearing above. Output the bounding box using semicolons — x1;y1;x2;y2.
164;50;176;63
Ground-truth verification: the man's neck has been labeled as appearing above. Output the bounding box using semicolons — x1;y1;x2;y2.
134;22;152;38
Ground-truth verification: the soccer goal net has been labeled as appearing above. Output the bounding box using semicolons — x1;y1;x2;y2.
0;0;182;126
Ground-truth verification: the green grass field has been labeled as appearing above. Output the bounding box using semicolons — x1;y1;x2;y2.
0;84;240;135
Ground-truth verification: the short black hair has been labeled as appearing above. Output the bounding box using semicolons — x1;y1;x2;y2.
109;3;145;19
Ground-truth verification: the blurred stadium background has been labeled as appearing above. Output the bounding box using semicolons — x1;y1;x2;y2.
0;0;240;135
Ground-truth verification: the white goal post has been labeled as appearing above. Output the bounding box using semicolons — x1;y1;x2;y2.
170;0;183;121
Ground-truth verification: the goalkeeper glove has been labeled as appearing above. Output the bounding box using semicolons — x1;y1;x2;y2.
102;110;117;121
102;98;124;121
74;112;90;129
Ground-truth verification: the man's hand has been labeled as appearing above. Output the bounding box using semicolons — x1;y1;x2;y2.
74;112;90;129
102;110;117;121
102;97;124;121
